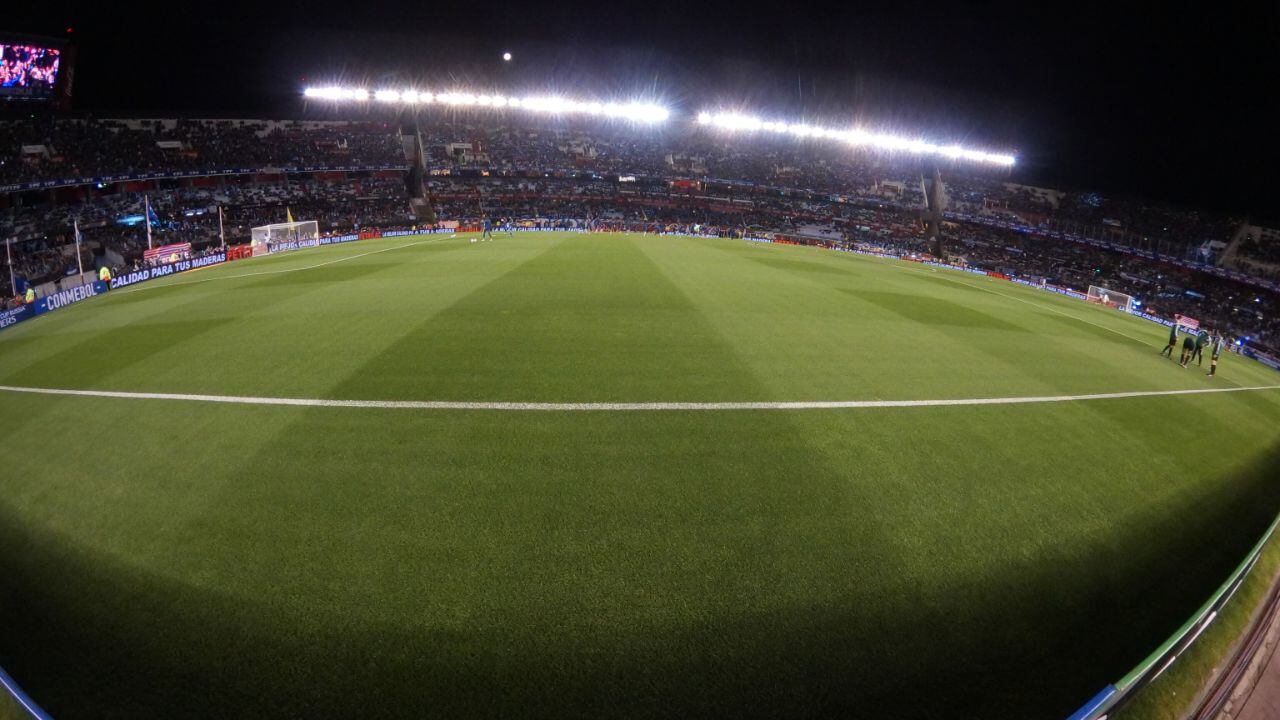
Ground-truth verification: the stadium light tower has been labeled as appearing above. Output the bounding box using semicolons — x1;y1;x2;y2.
920;162;948;259
694;110;1017;166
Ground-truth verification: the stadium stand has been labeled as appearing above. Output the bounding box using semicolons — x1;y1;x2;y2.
0;118;405;186
3;115;1279;353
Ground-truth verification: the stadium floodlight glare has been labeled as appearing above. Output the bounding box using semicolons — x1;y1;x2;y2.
696;110;1017;166
304;86;367;101
303;86;670;123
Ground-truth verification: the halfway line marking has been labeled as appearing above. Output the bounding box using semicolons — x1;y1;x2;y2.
0;383;1276;412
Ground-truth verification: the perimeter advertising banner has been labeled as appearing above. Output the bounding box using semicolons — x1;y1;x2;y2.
0;305;31;330
3;254;229;332
109;252;227;290
34;280;108;313
0;281;105;332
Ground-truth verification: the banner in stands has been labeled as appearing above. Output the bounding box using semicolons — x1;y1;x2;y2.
109;252;227;290
143;242;192;265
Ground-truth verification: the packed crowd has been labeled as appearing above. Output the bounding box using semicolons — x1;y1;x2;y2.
2;112;1272;260
0;118;405;186
1237;229;1280;267
2;114;1278;351
418;117;1253;253
1;177;411;290
1;176;405;240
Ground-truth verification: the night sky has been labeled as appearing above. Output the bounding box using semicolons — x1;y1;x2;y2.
7;1;1279;219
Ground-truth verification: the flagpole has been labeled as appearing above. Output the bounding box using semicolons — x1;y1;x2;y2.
218;205;225;250
144;195;154;250
74;220;84;277
6;237;15;298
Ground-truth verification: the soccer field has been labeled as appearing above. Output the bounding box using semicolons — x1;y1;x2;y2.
1;231;1279;719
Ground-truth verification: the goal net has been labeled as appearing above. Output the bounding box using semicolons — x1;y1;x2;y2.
251;221;320;258
1087;285;1136;312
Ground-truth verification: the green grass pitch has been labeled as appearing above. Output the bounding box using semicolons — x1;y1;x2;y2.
0;231;1278;719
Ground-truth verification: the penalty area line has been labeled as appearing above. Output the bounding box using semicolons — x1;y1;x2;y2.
0;383;1277;412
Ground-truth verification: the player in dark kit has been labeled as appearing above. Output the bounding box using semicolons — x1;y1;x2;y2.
482;217;493;241
1192;330;1210;366
1207;334;1226;377
1161;323;1178;358
1179;334;1197;368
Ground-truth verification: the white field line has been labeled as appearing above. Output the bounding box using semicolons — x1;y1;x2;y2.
114;237;445;295
0;383;1276;412
900;265;1152;345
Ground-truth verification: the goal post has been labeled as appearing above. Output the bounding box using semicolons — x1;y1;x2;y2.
1087;285;1136;313
251;220;320;258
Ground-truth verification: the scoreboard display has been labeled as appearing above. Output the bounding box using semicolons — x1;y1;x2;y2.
0;35;73;106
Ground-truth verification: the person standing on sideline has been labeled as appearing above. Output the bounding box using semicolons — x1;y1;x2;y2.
1161;322;1178;358
1207;333;1226;377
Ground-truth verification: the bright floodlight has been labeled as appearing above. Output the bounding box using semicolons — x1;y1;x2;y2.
303;86;670;124
696;110;1016;166
503;52;512;61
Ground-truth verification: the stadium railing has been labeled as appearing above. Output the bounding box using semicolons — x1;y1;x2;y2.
1063;513;1280;720
0;664;53;720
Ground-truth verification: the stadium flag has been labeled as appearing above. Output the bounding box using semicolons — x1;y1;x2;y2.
218;205;226;250
73;219;84;276
1175;314;1200;331
144;195;154;250
5;237;14;298
286;207;295;224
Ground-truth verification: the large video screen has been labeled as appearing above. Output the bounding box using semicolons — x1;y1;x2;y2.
0;43;61;100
